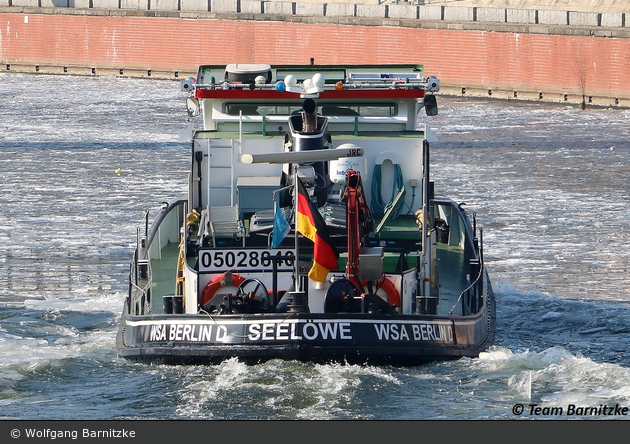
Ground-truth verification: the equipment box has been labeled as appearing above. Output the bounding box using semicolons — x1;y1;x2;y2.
359;247;384;281
237;176;282;219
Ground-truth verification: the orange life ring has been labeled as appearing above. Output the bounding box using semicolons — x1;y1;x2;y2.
200;271;246;306
361;276;400;308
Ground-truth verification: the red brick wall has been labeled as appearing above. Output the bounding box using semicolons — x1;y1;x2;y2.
1;13;629;98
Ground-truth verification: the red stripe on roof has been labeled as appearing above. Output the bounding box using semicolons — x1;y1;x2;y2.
195;88;425;100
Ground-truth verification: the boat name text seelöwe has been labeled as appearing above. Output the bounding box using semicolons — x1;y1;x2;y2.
142;321;454;343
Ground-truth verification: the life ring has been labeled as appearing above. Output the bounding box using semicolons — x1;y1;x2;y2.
361;276;400;308
200;271;246;306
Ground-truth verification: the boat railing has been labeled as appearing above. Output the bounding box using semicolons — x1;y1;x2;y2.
447;263;483;317
213;114;411;134
214;113;408;124
448;227;485;316
128;246;152;316
144;200;187;259
126;200;186;316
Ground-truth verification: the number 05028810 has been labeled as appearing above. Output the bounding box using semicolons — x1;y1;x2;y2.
198;249;296;272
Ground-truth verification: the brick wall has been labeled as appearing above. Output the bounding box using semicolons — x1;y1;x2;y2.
1;13;629;98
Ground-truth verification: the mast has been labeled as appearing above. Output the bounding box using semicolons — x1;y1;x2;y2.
293;164;301;292
345;170;360;285
418;139;432;313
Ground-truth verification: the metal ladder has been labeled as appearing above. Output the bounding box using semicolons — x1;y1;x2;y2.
205;139;236;207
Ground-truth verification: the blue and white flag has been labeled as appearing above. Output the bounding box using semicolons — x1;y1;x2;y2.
271;197;291;248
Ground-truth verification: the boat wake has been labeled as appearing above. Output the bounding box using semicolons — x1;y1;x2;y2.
163;341;630;420
172;358;399;420
494;280;630;367
0;293;123;399
1;284;629;419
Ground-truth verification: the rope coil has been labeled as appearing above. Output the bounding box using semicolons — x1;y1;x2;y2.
370;162;405;219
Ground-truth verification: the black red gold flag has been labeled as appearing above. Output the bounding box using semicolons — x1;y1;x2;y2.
296;177;338;283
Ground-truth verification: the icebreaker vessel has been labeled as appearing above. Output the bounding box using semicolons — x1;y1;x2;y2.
116;63;495;365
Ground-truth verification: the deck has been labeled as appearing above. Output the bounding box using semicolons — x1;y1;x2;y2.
147;237;470;316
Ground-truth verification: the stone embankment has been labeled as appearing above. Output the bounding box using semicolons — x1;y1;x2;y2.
3;0;630;31
1;1;629;106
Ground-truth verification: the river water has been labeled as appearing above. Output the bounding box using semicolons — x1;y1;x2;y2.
0;73;629;421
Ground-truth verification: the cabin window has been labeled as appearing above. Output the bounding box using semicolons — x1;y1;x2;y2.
258;104;305;116
224;104;263;115
320;104;397;117
224;103;304;116
224;102;398;117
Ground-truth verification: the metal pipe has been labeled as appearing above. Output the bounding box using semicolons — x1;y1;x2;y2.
241;146;363;165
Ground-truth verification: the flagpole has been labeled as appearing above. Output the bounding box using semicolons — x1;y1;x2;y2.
293;164;301;292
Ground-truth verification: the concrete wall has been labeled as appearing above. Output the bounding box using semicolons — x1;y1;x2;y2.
239;0;261;14
600;12;624;27
418;5;442;20
476;7;505;23
506;8;537;24
537;9;567;25
326;3;355;16
3;0;623;38
121;0;149;9
1;11;629;106
5;1;624;29
9;0;41;6
388;4;417;20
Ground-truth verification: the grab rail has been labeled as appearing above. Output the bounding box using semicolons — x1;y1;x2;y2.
448;226;485;316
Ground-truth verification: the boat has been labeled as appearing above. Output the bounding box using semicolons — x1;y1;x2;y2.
116;62;496;366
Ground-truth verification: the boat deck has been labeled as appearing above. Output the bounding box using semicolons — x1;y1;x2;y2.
148;241;469;317
434;243;471;316
149;242;180;314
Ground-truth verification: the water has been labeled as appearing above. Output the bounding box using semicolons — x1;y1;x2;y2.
1;73;629;420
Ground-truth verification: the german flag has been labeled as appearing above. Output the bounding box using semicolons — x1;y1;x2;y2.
296;177;339;283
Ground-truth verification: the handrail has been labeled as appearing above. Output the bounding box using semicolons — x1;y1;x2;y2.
213;114;408;124
448;226;485;316
128;255;149;315
143;199;187;254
